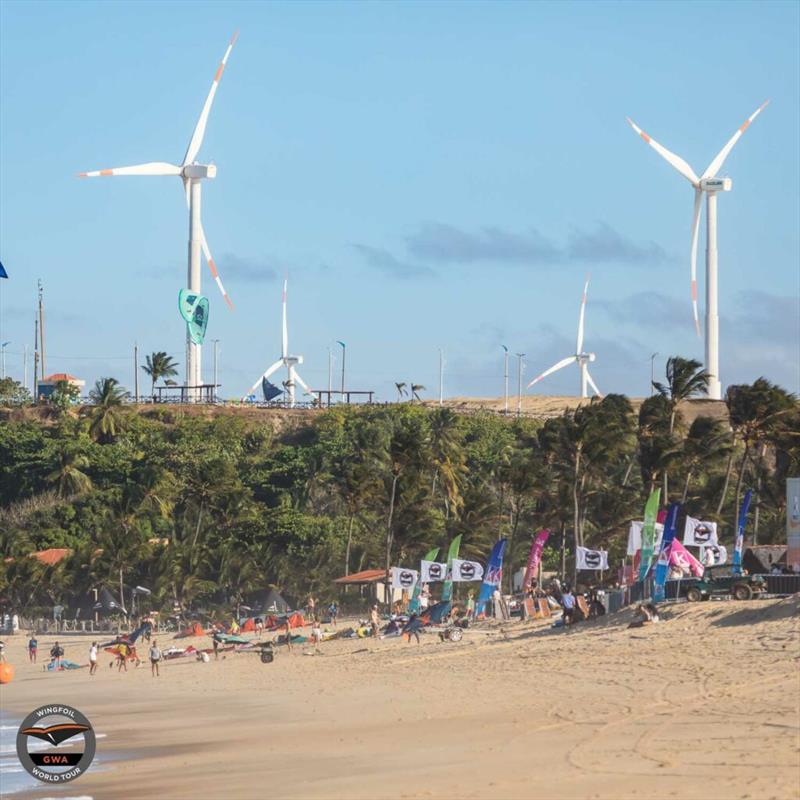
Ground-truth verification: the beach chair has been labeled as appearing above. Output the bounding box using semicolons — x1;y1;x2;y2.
576;596;590;621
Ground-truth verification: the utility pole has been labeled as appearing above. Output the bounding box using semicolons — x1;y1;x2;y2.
327;347;334;407
33;315;39;400
23;344;28;392
650;352;658;395
502;345;509;414
1;341;9;379
37;280;46;378
134;343;139;403
438;348;445;406
337;340;346;403
516;353;525;417
212;339;220;402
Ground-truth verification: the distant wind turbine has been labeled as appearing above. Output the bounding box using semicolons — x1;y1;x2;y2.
527;277;601;399
78;33;239;399
626;101;769;400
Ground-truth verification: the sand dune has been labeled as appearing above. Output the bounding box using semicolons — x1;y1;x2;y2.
3;597;798;800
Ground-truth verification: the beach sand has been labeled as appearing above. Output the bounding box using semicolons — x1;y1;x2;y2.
2;597;798;800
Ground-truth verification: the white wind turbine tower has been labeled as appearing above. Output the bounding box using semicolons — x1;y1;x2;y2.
626;101;769;400
246;278;312;407
527;277;602;399
79;33;238;400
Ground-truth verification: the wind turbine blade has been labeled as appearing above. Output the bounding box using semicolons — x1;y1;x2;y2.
626;117;699;185
701;100;769;180
576;276;590;354
246;359;283;396
281;278;288;359
690;188;702;337
78;162;181;177
526;356;577;388
293;371;313;396
183;32;239;166
198;221;234;309
585;369;603;398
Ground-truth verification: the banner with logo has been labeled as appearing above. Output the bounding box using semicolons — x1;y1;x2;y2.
653;502;679;602
409;547;439;613
476;539;507;612
683;517;718;547
450;558;484;582
638;489;662;581
441;534;462;602
575;546;608;571
668;538;704;577
522;529;550;590
786;478;800;571
420;559;448;583
732;489;752;576
627;520;665;556
699;544;728;566
390;567;419;591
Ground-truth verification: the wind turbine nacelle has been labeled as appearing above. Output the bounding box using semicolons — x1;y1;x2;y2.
286;355;303;366
183;164;217;180
700;177;732;193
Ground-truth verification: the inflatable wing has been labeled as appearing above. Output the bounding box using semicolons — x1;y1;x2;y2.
178;289;210;345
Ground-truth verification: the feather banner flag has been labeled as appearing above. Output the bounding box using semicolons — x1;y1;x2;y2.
408;547;439;613
732;490;753;576
627;520;665;556
638;489;662;581
522;530;550;590
476;539;507;614
669;539;704;577
441;534;462;602
653;502;680;602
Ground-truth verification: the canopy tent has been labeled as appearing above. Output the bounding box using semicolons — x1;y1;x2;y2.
175;621;206;638
251;588;289;615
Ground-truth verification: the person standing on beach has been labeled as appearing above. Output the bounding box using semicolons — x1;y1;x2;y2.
328;602;338;627
306;595;316;619
89;642;98;675
255;616;264;637
28;634;37;663
50;641;64;668
212;630;222;660
311;619;323;653
117;642;129;672
561;588;576;625
370;604;380;638
149;640;162;677
403;613;423;645
283;618;293;651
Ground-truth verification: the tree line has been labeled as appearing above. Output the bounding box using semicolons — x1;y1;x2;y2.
0;356;797;616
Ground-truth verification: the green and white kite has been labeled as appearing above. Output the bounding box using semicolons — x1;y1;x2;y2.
178;289;209;345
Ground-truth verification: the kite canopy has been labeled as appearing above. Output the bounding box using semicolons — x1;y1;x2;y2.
262;378;282;402
92;586;127;616
178;289;210;345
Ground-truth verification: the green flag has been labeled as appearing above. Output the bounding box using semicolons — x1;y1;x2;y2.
178;289;209;345
441;534;462;602
638;488;661;581
408;547;439;613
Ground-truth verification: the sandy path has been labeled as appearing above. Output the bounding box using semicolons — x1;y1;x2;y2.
2;598;798;800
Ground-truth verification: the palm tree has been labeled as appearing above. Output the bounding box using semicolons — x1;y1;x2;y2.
87;378;129;443
411;384;425;402
679;416;732;504
652;356;709;499
142;352;179;398
395;382;407;401
46;443;92;497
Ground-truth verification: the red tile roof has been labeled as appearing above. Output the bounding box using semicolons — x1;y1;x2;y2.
32;548;72;566
333;568;387;585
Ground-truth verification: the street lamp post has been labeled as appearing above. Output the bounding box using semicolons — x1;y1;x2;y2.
438;348;445;406
212;339;220;402
650;352;659;396
1;341;10;379
516;353;525;417
337;340;346;403
502;345;509;414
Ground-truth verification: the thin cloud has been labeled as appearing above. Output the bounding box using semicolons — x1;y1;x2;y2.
352;244;435;279
596;290;690;330
567;222;672;264
220;254;279;284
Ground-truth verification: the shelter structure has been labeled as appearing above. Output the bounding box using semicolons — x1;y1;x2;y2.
37;373;85;401
743;545;787;574
333;569;402;604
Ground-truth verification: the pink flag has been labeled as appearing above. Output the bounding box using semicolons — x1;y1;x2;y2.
669;539;704;577
522;529;550;590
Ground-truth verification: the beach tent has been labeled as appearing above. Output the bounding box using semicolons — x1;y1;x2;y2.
743;545;786;574
251;588;289;615
175;621;206;638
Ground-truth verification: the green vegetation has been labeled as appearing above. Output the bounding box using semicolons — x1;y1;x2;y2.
0;361;796;616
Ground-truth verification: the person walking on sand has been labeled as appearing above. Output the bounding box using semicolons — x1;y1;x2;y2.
311;619;323;653
402;613;423;645
149;640;162;677
89;641;98;675
283;618;293;651
212;630;222;660
117;641;129;672
28;634;38;663
370;604;380;638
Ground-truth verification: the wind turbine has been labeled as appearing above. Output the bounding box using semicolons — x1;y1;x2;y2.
78;33;238;400
527;277;601;399
246;278;312;407
626;101;769;400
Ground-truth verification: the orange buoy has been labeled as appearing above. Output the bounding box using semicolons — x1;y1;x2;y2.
0;662;15;684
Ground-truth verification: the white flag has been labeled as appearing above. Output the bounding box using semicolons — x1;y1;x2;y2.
576;546;608;571
699;544;727;566
420;560;448;583
683;517;718;547
627;521;665;555
390;567;419;590
450;558;484;582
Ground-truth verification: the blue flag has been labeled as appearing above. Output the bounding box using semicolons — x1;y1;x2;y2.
476;538;507;614
653;502;680;602
0;261;7;278
732;490;753;576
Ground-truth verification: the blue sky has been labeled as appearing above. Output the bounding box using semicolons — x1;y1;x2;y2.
1;0;798;401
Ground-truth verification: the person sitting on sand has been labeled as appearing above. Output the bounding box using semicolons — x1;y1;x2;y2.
403;613;423;645
628;603;660;628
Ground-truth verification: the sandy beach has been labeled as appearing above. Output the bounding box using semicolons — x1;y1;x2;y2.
1;597;798;800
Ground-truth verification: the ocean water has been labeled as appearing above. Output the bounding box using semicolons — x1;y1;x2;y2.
0;717;106;797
